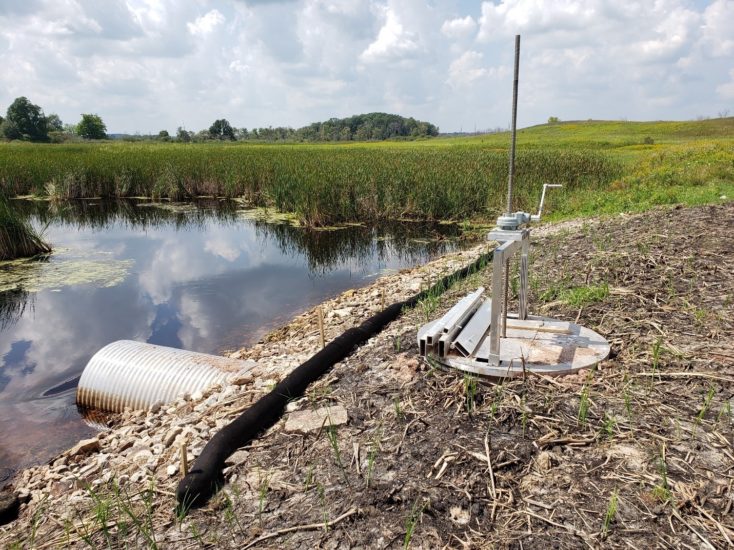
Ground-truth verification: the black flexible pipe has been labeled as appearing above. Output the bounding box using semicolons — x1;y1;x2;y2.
176;250;493;508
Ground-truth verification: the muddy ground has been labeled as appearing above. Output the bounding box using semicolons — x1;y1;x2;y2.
1;203;732;548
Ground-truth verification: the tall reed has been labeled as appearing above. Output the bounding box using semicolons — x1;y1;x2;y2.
0;142;623;226
0;195;51;260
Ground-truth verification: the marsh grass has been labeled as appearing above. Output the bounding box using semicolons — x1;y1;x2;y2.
0;195;51;260
0;142;621;226
3;119;733;225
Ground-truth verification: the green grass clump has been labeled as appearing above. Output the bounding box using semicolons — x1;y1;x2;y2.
0;195;50;260
559;283;610;307
540;281;609;307
602;490;619;539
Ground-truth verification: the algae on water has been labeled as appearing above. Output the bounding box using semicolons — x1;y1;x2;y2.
236;207;302;226
0;250;134;293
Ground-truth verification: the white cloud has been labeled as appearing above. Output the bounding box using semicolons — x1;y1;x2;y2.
701;0;734;57
441;15;477;40
717;69;734;99
361;7;421;63
448;50;488;88
187;9;225;36
0;0;731;133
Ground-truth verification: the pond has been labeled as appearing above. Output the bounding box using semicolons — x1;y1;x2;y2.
0;199;464;485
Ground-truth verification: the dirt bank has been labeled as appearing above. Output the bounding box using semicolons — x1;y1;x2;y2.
1;203;732;548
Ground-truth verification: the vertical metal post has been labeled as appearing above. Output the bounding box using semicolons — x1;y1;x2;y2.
506;34;520;215
502;258;510;337
502;34;521;338
489;246;506;361
519;232;529;320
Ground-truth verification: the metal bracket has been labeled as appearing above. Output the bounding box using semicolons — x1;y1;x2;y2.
487;230;530;366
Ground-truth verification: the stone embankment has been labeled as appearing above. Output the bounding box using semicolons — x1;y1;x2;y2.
0;238;492;538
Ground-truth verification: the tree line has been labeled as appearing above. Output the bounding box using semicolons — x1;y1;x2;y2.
155;113;438;143
1;97;106;142
1;96;438;144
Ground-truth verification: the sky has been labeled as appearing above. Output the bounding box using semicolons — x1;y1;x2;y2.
0;0;732;134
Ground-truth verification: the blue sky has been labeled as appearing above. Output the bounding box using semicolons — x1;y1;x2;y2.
1;0;732;134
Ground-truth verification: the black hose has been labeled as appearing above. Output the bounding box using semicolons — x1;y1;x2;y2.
176;250;493;508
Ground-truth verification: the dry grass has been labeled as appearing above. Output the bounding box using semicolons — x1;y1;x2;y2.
2;203;732;549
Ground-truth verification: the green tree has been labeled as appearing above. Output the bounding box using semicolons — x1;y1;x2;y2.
77;114;107;139
46;113;63;132
2;97;49;141
548;116;560;123
209;118;235;140
157;129;170;141
176;127;191;142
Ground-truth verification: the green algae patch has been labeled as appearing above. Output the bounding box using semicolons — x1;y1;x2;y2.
0;252;134;293
236;207;302;226
137;202;200;214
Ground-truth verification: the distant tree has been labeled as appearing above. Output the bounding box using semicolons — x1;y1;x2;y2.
77;114;107;139
45;113;67;143
548;116;560;123
176;127;191;142
46;113;63;132
193;129;211;142
209;119;235;140
236;127;249;140
157;130;170;141
2;97;49;141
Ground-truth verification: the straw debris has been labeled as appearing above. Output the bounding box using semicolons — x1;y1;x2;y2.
1;203;732;548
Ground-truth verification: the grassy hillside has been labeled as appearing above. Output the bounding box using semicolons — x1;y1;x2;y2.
437;117;734;148
0;118;731;225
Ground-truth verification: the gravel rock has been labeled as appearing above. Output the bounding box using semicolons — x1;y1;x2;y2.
68;438;100;457
284;405;349;433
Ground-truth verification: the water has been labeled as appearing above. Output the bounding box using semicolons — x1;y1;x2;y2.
0;199;463;483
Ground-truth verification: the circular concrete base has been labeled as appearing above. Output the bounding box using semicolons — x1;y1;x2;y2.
431;315;610;378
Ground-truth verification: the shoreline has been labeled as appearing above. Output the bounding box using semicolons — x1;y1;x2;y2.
0;235;494;518
2;203;732;547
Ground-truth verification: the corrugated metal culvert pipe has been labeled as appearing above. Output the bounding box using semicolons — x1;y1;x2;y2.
176;250;494;510
77;340;253;413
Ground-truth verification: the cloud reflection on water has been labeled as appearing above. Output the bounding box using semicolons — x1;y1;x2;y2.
0;199;462;479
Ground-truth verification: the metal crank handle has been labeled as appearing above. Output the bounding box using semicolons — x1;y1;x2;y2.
531;183;563;222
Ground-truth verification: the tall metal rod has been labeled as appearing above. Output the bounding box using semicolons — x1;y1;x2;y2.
502;258;510;338
502;34;521;339
506;34;520;214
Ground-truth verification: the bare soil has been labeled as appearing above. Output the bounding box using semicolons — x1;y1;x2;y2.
2;203;732;548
